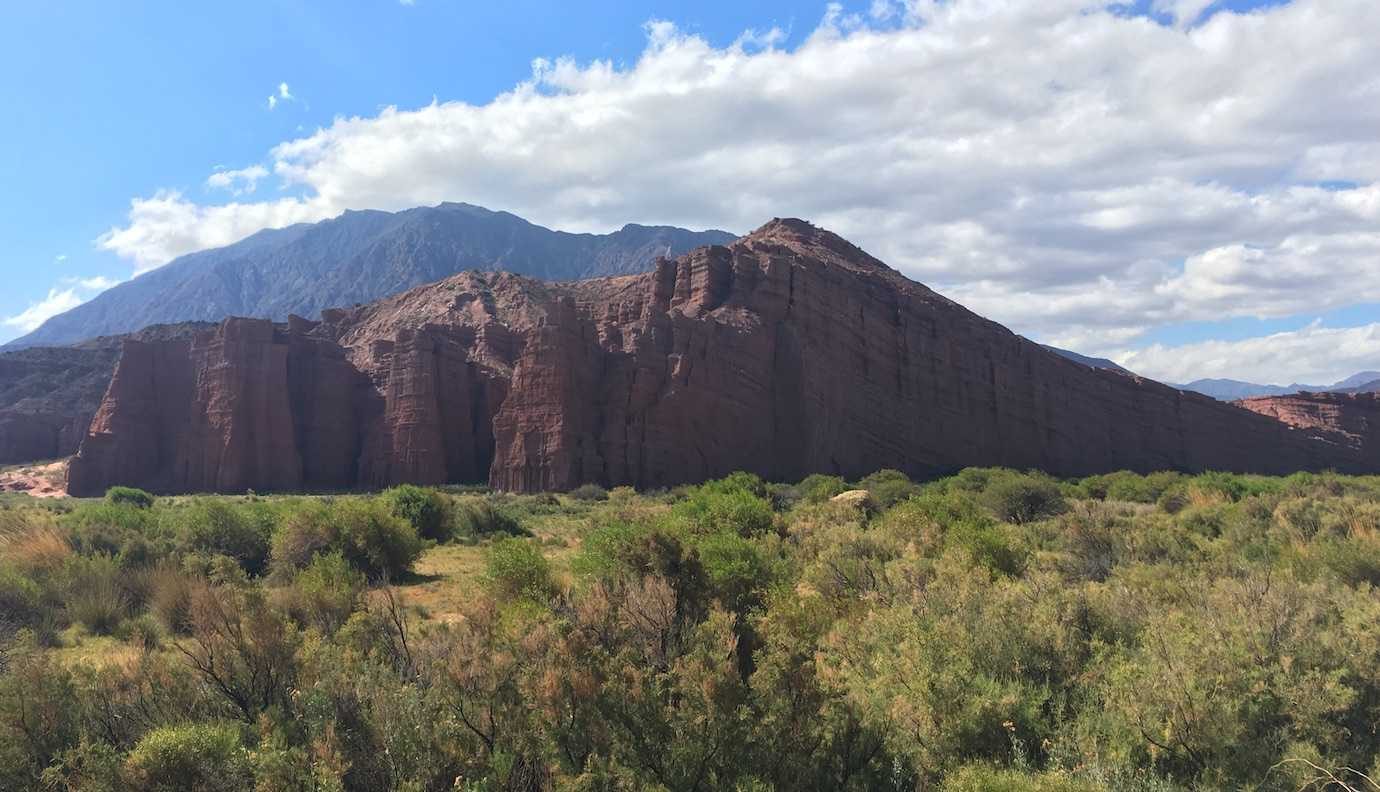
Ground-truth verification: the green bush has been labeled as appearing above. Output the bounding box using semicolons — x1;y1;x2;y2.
857;469;921;509
105;486;155;509
696;530;773;613
941;765;1107;792
271;498;422;580
485;537;554;602
0;564;45;631
569;483;609;502
62;502;157;559
63;554;129;635
451;499;523;540
115;613;164;650
175;500;272;576
383;484;450;541
795;473;849;504
289;551;365;633
672;476;775;537
122;722;252;792
981;474;1067;524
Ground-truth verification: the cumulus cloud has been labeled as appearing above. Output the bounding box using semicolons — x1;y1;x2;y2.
94;0;1380;379
1115;321;1380;386
3;274;122;337
206;164;270;195
4;289;89;333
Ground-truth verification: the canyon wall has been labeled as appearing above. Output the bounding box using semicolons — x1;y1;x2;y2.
66;220;1380;496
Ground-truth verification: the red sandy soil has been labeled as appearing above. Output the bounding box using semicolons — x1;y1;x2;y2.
0;460;68;498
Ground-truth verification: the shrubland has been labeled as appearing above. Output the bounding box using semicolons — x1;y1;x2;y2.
1;468;1379;790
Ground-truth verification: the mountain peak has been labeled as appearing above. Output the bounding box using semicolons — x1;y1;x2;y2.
742;218;892;273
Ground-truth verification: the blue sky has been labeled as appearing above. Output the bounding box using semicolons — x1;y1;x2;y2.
4;0;1379;386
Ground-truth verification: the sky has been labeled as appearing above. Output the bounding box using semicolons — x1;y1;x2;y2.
3;0;1379;386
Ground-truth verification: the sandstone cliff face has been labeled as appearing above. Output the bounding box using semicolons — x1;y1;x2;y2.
67;220;1380;496
1237;392;1380;455
0;324;213;466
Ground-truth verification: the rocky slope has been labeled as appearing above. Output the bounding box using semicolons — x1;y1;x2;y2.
7;203;734;349
66;220;1380;496
1237;392;1380;454
0;324;212;465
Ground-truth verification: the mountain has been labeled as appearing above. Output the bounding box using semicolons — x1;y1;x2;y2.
1043;345;1133;375
7;202;734;349
66;219;1378;496
1176;371;1380;400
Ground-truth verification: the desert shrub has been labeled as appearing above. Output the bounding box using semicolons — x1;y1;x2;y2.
115;612;164;650
272;498;422;580
672;476;775;537
857;469;921;509
485;537;554;602
63;501;156;558
941;765;1107;792
148;562;199;635
63;554;129;635
384;484;450;541
696;530;774;614
1082;471;1187;504
948;519;1027;578
0;565;45;631
269;500;336;572
331;498;424;580
982;473;1067;524
105;485;155;509
288;551;365;633
569;483;609;502
451;498;523;539
795;473;849;504
173;500;272;576
3;527;71;582
1157;486;1190;514
122;722;252;792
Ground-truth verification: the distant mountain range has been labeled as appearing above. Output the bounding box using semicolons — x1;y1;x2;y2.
1042;345;1133;375
1044;346;1379;400
1173;372;1380;400
6;202;734;349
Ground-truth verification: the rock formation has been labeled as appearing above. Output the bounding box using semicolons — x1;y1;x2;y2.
1237;392;1380;455
67;220;1380;496
0;324;212;466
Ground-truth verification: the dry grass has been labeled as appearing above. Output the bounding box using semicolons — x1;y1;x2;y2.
0;508;72;575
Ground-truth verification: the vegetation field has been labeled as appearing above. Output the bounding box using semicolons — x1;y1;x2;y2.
3;468;1380;791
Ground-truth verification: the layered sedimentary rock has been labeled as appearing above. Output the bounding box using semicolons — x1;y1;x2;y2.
1237;392;1380;454
0;324;212;465
67;220;1380;496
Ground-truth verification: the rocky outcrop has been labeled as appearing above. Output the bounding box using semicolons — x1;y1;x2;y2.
1237;392;1380;454
0;323;213;466
66;220;1380;496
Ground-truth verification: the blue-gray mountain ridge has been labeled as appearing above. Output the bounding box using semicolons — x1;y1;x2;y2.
7;202;734;349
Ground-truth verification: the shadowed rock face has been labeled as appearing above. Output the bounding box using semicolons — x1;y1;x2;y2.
66;220;1380;496
0;324;214;466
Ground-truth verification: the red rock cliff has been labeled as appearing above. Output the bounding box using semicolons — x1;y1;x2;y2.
66;220;1380;495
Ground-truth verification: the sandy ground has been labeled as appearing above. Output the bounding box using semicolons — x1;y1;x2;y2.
0;460;69;498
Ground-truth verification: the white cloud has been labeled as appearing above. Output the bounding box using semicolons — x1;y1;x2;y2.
60;275;122;291
267;82;293;110
206;164;270;196
1114;321;1380;386
3;288;88;333
96;0;1380;380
